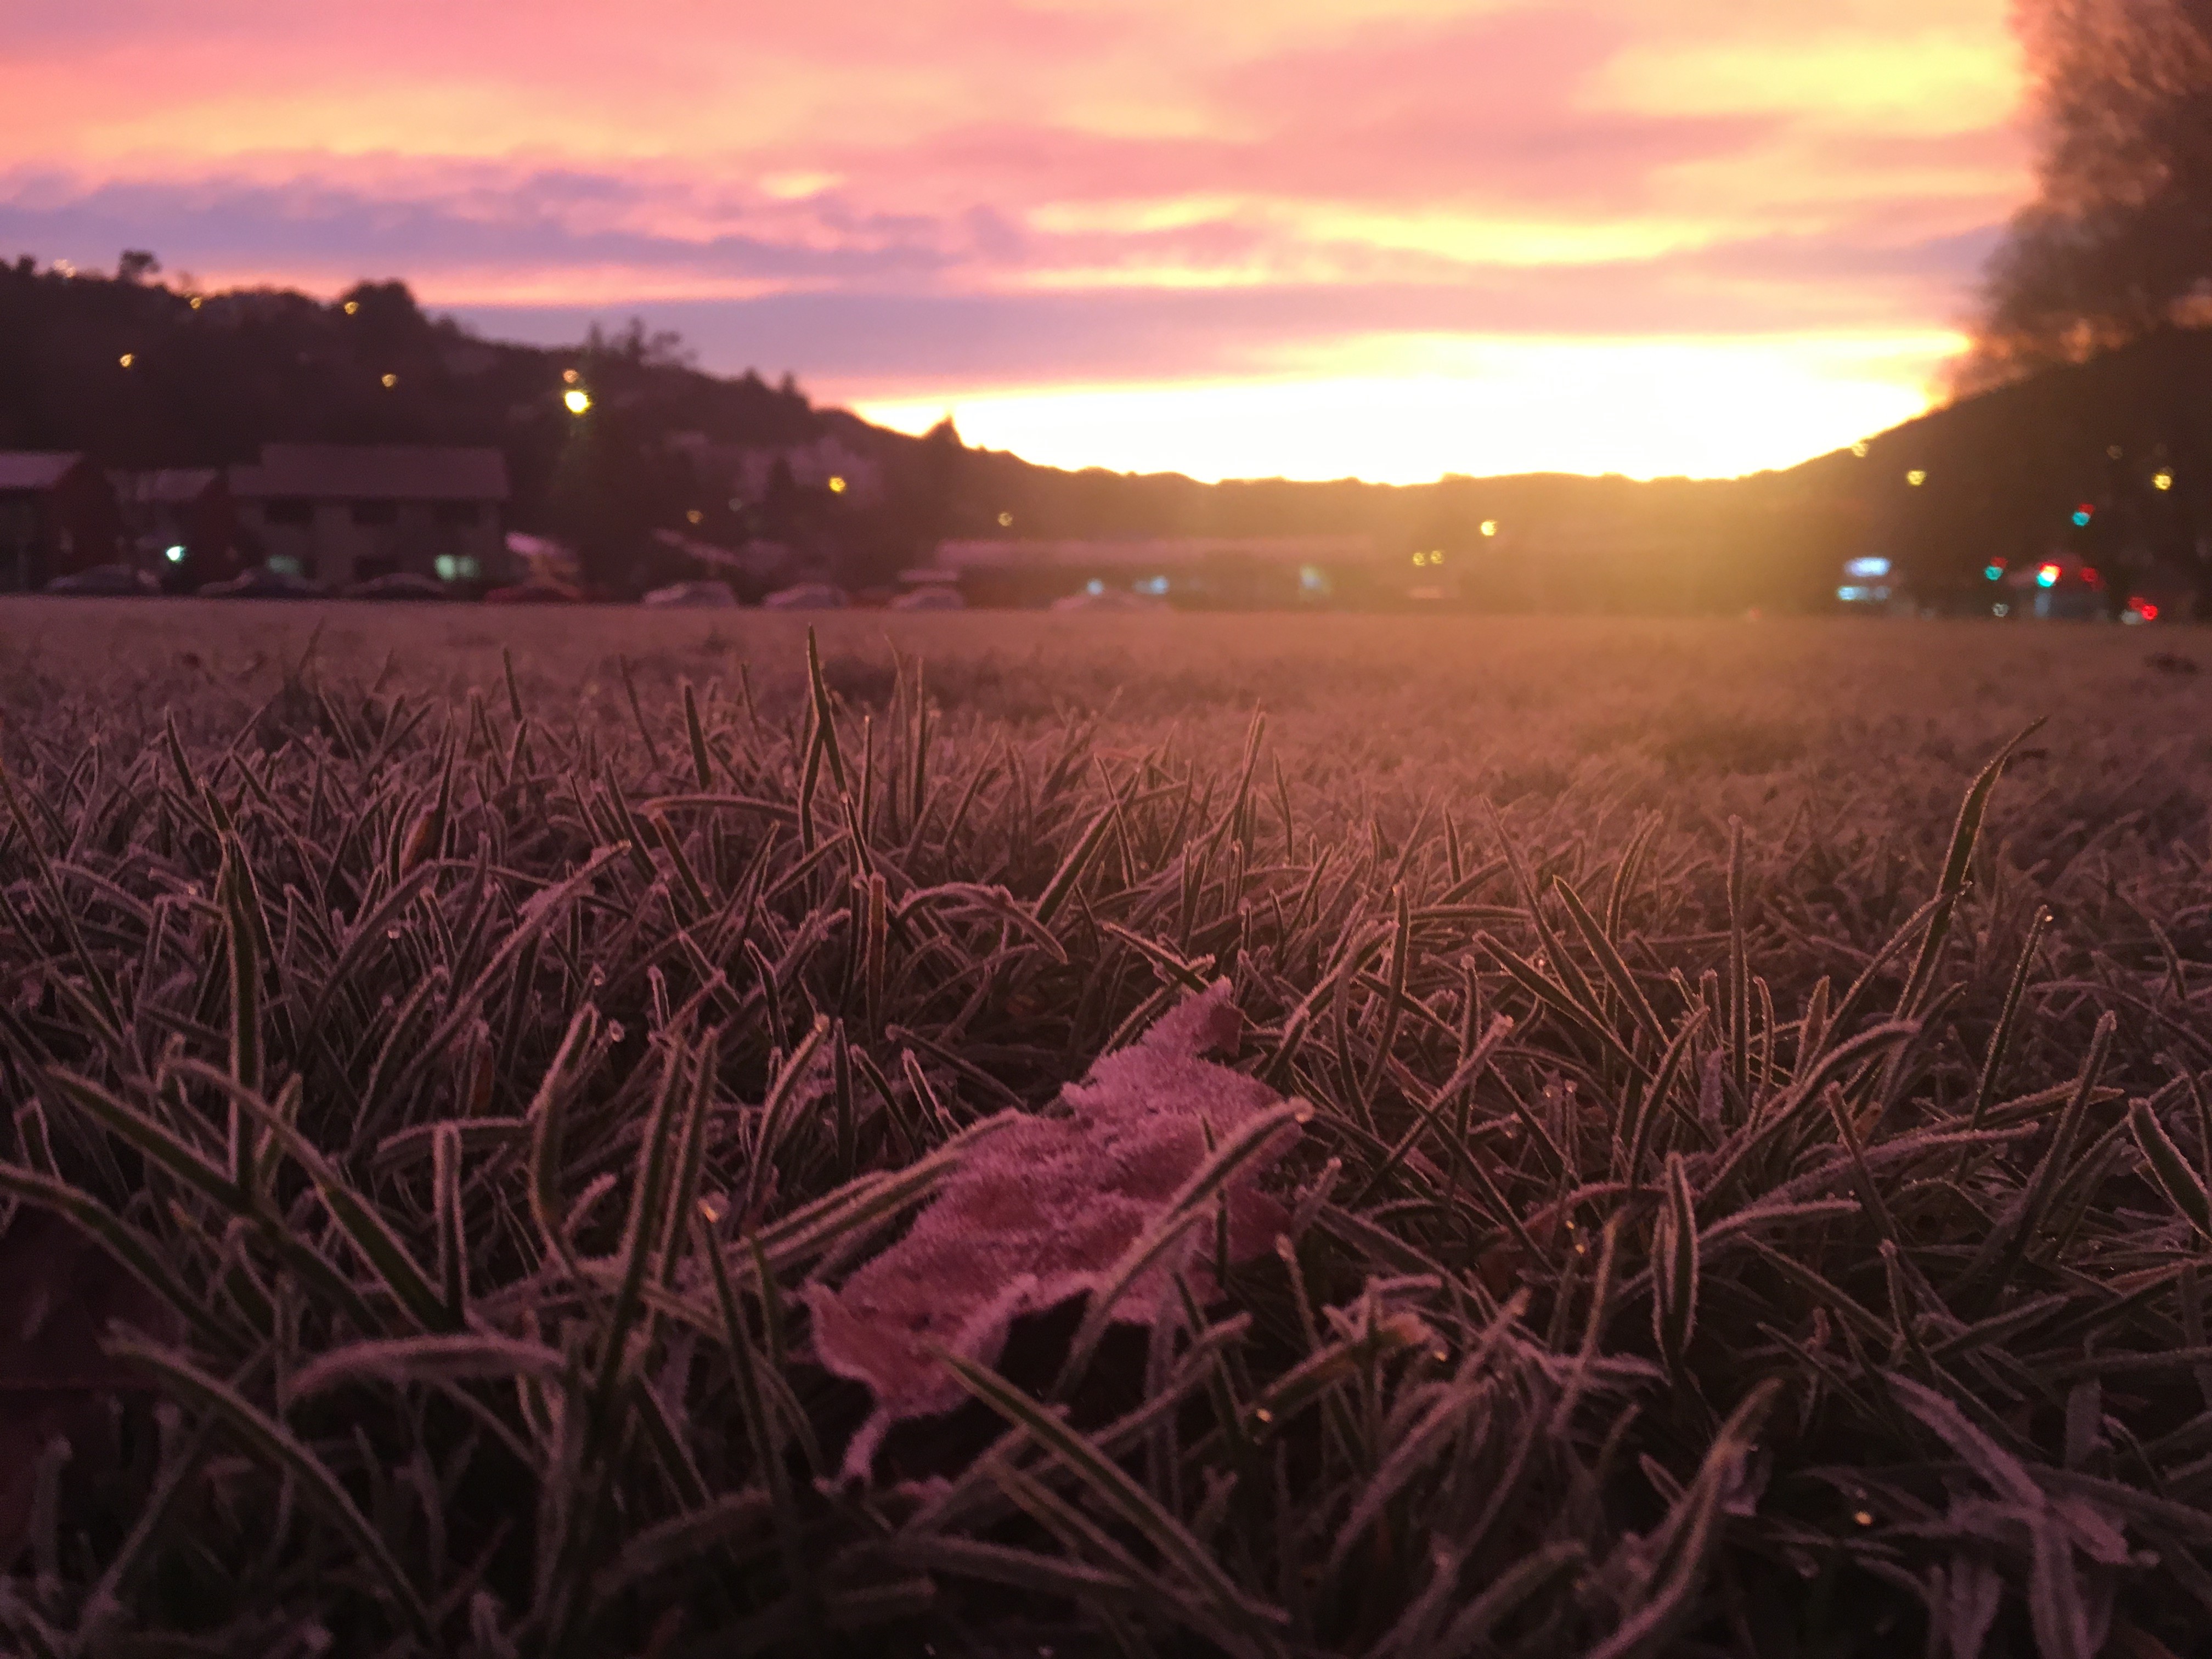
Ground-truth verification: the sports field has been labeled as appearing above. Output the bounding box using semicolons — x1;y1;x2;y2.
4;600;2209;1656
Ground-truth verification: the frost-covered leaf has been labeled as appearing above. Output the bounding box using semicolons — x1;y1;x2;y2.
805;981;1298;1479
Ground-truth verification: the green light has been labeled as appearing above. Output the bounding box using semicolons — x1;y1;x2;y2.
1983;565;2002;581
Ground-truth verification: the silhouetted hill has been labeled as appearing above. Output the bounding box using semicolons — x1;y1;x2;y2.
10;254;2196;610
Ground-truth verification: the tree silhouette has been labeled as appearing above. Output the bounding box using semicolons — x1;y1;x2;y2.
1961;0;2212;390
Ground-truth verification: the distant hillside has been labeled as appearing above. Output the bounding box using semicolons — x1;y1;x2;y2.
8;253;2197;610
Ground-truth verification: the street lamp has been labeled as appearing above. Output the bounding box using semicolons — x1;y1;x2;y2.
1480;520;1498;538
563;388;592;415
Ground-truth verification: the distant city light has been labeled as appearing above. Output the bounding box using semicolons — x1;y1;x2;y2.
1994;603;2011;617
562;368;579;385
2081;566;2100;585
344;300;359;315
381;373;398;388
1412;550;1446;567
2108;444;2124;459
1838;585;1875;602
2133;599;2161;622
686;509;703;524
1844;556;1891;579
2072;505;2094;526
563;388;591;415
1906;470;1927;487
118;353;134;368
188;296;202;309
827;475;848;494
1085;579;1105;596
996;510;1012;526
1851;441;1870;458
163;544;185;563
1299;565;1329;595
1136;575;1169;595
2155;470;2175;492
2036;563;2061;588
1480;520;1499;537
1984;563;2005;581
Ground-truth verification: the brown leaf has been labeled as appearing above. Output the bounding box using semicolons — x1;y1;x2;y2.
805;981;1296;1480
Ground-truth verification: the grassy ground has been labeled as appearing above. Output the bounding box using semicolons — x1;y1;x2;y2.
5;599;2212;1656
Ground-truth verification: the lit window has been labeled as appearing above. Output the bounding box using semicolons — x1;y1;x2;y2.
435;555;459;582
1844;557;1890;579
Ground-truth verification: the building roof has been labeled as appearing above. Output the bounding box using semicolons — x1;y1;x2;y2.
110;468;223;504
0;452;85;492
230;444;509;503
935;534;1379;570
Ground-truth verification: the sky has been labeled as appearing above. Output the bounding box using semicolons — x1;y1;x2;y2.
1;0;2030;482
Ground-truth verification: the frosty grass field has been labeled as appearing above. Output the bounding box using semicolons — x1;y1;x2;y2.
7;599;2212;1657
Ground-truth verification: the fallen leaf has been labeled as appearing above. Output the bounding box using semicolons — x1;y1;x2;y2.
805;981;1298;1480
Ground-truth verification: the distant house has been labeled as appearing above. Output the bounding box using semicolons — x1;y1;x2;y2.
0;453;121;591
667;432;882;508
227;444;510;587
110;469;238;587
934;535;1381;608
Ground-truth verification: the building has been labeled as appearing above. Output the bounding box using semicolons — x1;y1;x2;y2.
665;432;882;508
933;535;1382;608
228;444;510;587
0;453;121;591
110;469;238;589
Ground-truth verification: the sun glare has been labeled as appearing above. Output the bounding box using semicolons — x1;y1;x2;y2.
855;334;1959;483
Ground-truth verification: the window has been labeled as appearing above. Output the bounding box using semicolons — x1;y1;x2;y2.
434;555;482;583
264;499;313;526
433;501;481;527
267;555;306;578
351;500;398;527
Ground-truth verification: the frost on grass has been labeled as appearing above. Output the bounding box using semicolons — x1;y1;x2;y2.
807;981;1298;1480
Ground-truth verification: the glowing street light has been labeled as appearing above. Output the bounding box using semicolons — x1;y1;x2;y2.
118;352;134;368
686;509;703;524
381;373;398;388
562;368;580;385
343;300;359;315
1906;470;1927;487
2154;470;2175;492
828;475;848;494
163;544;186;564
563;387;592;415
1480;520;1499;537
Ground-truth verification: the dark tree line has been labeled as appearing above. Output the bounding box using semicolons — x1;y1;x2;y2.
1965;0;2212;389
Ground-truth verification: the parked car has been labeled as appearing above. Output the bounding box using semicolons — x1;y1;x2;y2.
889;584;966;611
642;579;738;609
484;580;585;605
44;564;161;596
346;572;452;601
761;582;849;611
199;567;328;599
1050;589;1168;612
